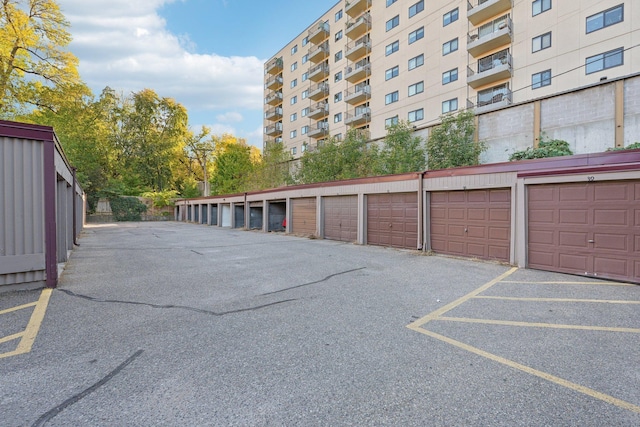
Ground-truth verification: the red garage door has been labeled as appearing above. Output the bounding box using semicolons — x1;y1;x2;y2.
528;181;640;283
324;196;358;242
367;193;417;249
430;189;511;262
291;197;316;236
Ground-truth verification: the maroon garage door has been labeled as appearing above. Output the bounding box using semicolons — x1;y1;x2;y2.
367;193;417;249
528;181;640;283
430;189;511;262
291;197;316;236
324;196;358;242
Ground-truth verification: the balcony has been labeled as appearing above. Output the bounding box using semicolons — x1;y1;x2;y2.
264;106;283;121
308;41;329;63
308;102;329;119
309;82;329;101
467;16;512;57
467;0;511;26
345;107;371;126
345;34;371;61
345;12;371;40
468;84;512;113
265;57;283;75
344;84;370;105
264;91;283;106
467;50;512;89
264;122;283;137
265;75;283;90
264;137;283;147
345;0;371;18
308;62;329;82
345;58;370;83
308;21;330;45
308;122;329;139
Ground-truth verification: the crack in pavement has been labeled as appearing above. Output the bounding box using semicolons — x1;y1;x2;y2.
260;267;367;296
31;349;144;427
57;289;296;316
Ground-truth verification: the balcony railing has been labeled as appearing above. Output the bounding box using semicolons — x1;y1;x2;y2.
345;58;371;83
308;122;329;139
308;62;329;82
345;107;371;126
467;0;511;26
308;21;330;44
309;82;330;101
264;106;283;121
467;16;512;57
344;84;370;104
467;50;512;88
265;57;283;75
345;12;371;40
345;34;371;61
468;85;512;113
265;75;283;90
264;122;283;136
345;0;371;18
308;41;330;63
308;102;329;119
264;91;283;106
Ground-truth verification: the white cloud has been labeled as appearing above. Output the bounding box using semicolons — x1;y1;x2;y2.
58;0;265;146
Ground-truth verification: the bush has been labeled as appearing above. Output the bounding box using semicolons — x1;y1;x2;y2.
509;137;573;161
426;111;485;170
109;196;147;221
607;142;640;151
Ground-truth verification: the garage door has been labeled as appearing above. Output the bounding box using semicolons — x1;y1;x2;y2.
291;197;316;235
430;189;511;262
324;196;358;242
528;181;640;283
367;193;417;249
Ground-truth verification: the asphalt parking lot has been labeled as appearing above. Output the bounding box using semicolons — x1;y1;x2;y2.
1;221;639;426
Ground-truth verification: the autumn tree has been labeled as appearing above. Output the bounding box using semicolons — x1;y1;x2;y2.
426;111;486;170
0;0;81;115
377;120;426;175
246;140;293;191
209;135;257;195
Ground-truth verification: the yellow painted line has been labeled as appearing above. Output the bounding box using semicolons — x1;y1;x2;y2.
0;332;24;345
0;288;52;359
475;295;640;304
0;301;37;315
437;316;640;334
501;281;634;287
410;267;518;329
406;326;640;414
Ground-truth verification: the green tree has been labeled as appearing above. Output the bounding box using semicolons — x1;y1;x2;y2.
0;0;80;115
246;141;293;191
210;135;256;195
426;111;485;170
509;135;573;161
377;120;426;174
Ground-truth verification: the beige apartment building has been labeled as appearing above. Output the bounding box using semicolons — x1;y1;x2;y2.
263;0;639;158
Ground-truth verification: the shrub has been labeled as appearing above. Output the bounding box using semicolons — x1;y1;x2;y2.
509;137;573;161
607;142;640;152
426;111;485;170
109;196;147;221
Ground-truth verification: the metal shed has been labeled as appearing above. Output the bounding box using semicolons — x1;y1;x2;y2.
1;121;84;290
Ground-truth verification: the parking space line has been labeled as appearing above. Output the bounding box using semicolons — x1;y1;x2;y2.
437;316;640;334
0;301;38;315
0;332;25;345
410;327;640;414
0;289;52;359
501;280;634;287
475;295;640;304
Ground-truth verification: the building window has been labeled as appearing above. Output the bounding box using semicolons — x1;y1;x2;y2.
386;0;397;6
385;65;399;81
442;98;458;113
443;38;458;55
291;147;297;155
408;27;424;44
334;113;342;123
385;40;399;56
442;68;458;85
334;92;342;103
386;15;399;32
586;48;624;74
409;1;424;18
290;113;297;122
302;72;308;82
335;30;343;42
302;36;308;46
443;8;458;26
301;143;308;152
335;50;343;62
290;96;297;105
385;116;399;127
302;89;309;99
302;54;309;64
291;79;297;88
408;81;424;97
408;108;424;123
335;9;343;22
587;4;623;34
291;45;298;55
385;91;399;105
532;32;551;52
291;62;298;71
301;107;309;117
532;0;551;16
532;70;552;88
290;130;297;139
408;54;424;70
334;71;342;82
301;125;309;135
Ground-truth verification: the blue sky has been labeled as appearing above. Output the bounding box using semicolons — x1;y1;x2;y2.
59;0;338;148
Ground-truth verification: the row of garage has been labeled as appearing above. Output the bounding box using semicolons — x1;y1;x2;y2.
176;151;640;284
